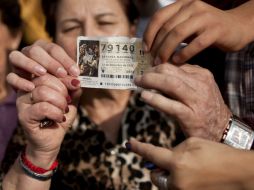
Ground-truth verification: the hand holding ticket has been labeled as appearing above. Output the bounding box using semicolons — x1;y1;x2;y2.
77;36;152;89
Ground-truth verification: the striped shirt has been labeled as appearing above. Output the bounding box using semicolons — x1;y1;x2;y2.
225;42;254;127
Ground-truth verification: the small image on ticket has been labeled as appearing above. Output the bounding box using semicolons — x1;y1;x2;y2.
77;36;152;90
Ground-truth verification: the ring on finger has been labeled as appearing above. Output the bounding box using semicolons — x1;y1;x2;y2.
157;174;169;190
30;92;34;103
39;118;54;128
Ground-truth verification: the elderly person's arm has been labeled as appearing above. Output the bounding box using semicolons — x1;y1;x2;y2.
3;159;51;190
135;63;232;142
135;62;254;149
128;137;254;190
3;74;80;190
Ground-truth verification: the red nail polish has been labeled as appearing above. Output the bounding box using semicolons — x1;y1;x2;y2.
66;95;72;104
63;116;66;122
71;79;80;87
65;106;69;113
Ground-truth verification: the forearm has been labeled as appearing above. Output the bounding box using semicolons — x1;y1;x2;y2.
2;159;51;190
228;0;254;46
199;146;254;190
221;149;254;189
237;151;254;189
2;145;59;190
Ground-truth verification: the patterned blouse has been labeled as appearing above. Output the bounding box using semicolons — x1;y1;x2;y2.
0;92;178;190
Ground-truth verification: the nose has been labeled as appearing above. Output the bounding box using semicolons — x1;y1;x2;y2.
82;19;102;37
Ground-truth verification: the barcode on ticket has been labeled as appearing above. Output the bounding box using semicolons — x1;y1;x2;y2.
101;74;134;79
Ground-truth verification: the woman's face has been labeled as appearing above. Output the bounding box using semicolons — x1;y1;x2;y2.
55;0;134;60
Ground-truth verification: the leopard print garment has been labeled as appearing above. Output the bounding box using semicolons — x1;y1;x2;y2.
0;92;178;190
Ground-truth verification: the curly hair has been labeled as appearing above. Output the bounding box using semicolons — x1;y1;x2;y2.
41;0;139;38
0;0;22;35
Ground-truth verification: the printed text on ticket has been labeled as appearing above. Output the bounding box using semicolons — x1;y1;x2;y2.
77;36;152;89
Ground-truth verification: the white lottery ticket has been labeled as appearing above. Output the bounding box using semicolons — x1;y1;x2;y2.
77;36;152;89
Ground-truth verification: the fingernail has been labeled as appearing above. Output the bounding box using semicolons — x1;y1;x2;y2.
143;42;149;52
63;116;66;122
70;64;80;76
144;162;157;170
65;106;69;113
34;66;47;76
66;95;72;104
154;57;161;66
25;83;35;91
71;79;80;87
125;142;132;151
21;47;28;52
141;90;154;101
56;67;67;77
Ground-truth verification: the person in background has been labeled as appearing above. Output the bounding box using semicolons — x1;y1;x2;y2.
19;0;50;45
1;0;177;189
0;0;22;164
3;0;254;189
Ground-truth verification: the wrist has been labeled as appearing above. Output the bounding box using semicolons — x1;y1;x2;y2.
26;145;59;169
234;151;254;189
227;2;254;48
18;147;58;181
216;107;232;142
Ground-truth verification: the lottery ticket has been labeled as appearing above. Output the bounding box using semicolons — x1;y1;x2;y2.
77;36;152;89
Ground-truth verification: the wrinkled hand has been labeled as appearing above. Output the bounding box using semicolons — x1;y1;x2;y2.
16;73;81;166
135;63;231;141
143;0;251;65
130;137;249;190
7;40;80;92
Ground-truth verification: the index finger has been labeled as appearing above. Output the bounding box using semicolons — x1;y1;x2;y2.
34;40;80;77
143;0;193;52
129;138;173;171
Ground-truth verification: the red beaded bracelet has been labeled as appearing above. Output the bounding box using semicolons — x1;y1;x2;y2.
21;148;58;174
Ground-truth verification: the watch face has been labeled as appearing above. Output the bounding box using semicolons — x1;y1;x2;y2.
224;119;254;150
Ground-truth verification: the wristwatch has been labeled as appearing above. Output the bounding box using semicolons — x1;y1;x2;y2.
221;115;254;150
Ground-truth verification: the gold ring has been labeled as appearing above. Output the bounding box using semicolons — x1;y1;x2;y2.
156;173;169;190
30;92;34;103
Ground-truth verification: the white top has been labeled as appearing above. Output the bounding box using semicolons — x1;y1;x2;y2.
136;0;176;37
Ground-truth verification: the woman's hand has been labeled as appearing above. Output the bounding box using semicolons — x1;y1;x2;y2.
135;63;231;141
143;0;253;65
7;40;80;92
129;137;253;190
16;73;80;168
